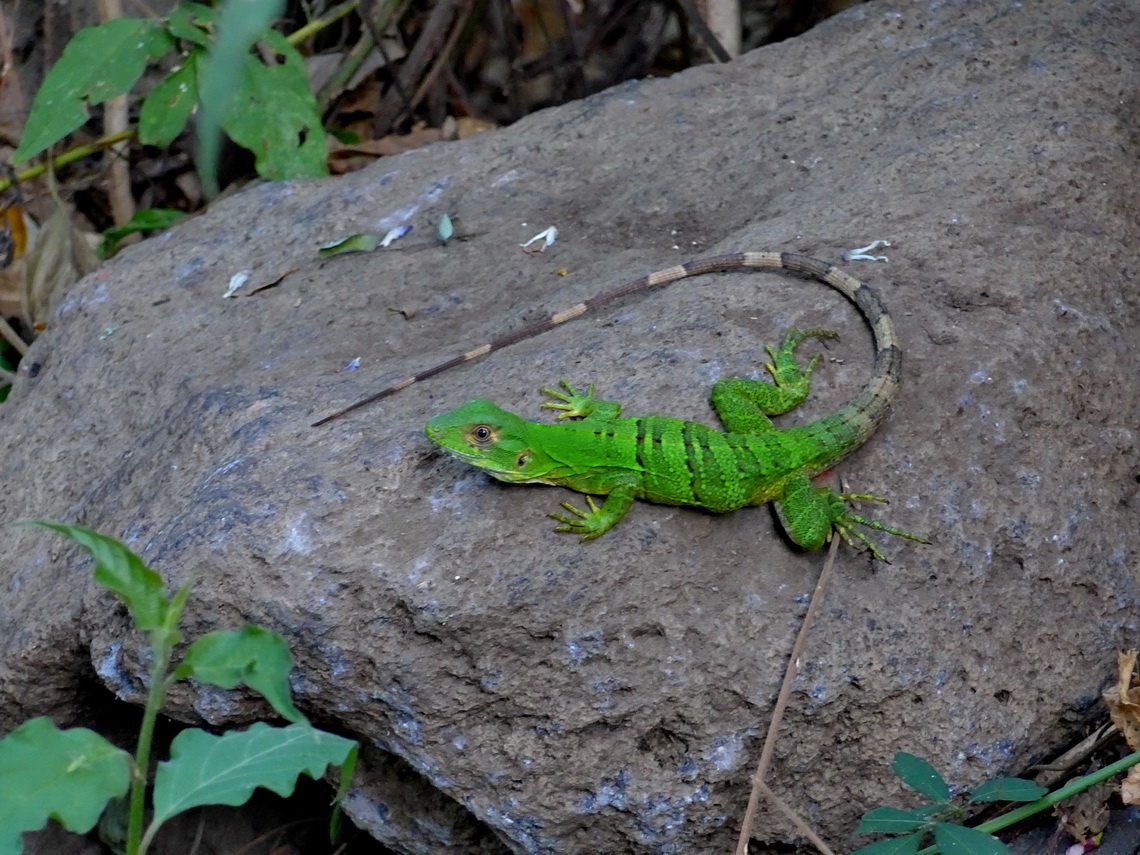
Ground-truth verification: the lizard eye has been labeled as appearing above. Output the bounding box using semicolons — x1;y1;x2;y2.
469;424;496;445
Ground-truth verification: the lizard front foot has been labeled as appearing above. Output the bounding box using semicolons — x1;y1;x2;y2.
550;496;609;540
540;380;623;420
541;380;597;419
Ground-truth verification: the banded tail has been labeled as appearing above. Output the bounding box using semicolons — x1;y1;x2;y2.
312;251;899;427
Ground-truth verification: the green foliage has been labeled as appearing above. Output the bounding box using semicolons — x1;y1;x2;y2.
968;777;1050;804
221;29;327;181
23;521;171;631
853;752;1048;855
0;522;357;855
151;723;357;826
99;209;187;259
892;752;952;802
175;625;304;723
12;18;172;163
14;2;327;187
0;718;131;855
319;233;382;256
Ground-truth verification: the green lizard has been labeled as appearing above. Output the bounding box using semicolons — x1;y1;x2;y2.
314;251;926;558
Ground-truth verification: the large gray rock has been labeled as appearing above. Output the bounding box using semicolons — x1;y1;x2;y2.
3;0;1138;852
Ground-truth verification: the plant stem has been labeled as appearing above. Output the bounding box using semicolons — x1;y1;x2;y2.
125;636;176;855
288;0;360;45
0;129;136;193
917;749;1140;855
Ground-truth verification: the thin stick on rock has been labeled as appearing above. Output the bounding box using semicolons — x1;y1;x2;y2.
734;535;840;855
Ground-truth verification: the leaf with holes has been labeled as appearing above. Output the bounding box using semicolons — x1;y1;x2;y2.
219;31;327;180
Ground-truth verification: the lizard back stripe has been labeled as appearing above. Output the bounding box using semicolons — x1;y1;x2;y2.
313;249;900;426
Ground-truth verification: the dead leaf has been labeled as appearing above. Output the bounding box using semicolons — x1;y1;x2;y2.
23;196;99;329
1122;766;1140;806
1056;780;1112;840
1103;650;1140;750
327;125;445;173
0;205;37;320
454;116;498;138
306;42;406;97
248;267;298;294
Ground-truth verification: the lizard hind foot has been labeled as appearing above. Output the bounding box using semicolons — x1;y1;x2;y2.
830;500;931;562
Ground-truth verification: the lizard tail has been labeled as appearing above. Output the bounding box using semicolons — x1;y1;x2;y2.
740;251;901;436
312;250;900;428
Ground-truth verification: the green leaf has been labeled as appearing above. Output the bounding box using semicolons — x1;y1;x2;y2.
437;213;453;244
23;521;170;631
165;2;217;45
138;52;200;148
13;18;173;163
328;741;359;842
175;625;305;723
149;722;357;830
196;0;287;193
99;208;187;258
318;234;381;257
858;804;945;835
0;717;131;855
892;752;951;802
221;33;328;180
968;777;1048;803
933;822;1011;855
851;834;922;855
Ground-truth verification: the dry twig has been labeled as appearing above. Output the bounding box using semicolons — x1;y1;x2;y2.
734;535;840;855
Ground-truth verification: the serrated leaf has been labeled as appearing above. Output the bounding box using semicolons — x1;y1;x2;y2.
23;521;169;630
933;822;1011;855
858;804;945;834
851;834;923;855
13;18;173;163
0;717;131;855
968;777;1048;803
318;234;381;257
139;52;200;148
893;752;951;802
166;2;217;45
175;625;304;723
220;35;327;180
150;722;356;830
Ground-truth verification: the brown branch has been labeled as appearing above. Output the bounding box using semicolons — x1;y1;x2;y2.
734;535;839;855
97;0;136;228
373;0;461;133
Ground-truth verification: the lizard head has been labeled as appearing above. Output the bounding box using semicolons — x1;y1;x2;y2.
425;400;561;484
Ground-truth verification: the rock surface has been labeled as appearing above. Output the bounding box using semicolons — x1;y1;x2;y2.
4;0;1139;853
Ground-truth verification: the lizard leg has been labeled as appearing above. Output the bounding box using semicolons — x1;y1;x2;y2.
541;379;623;420
711;327;837;434
549;484;637;540
774;473;929;561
